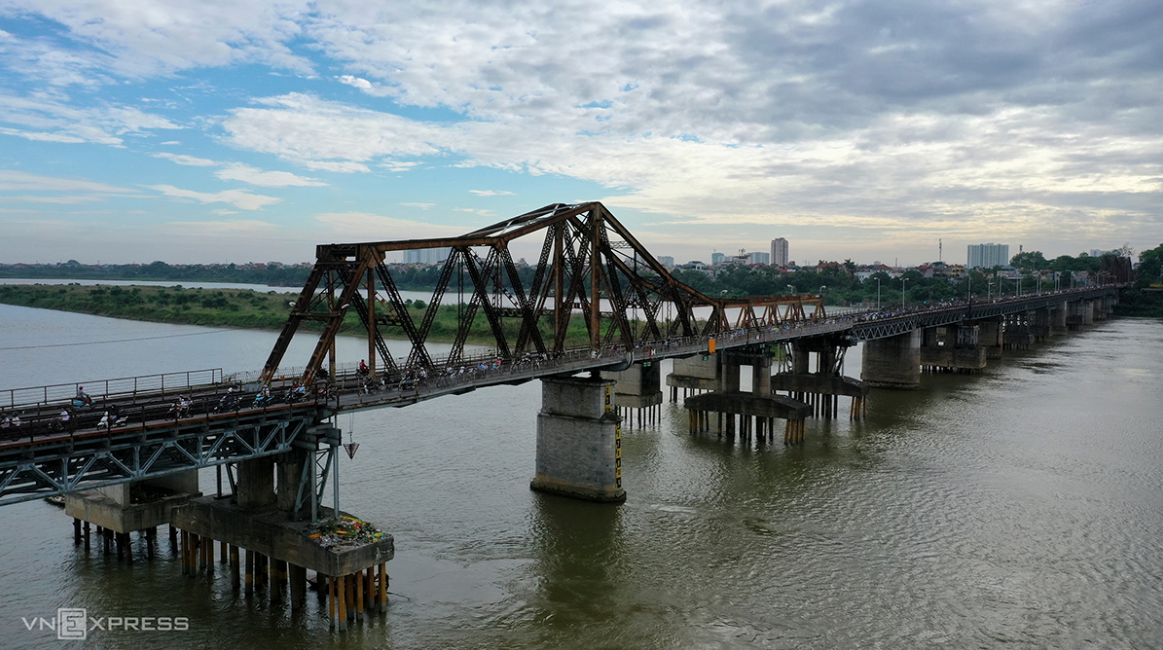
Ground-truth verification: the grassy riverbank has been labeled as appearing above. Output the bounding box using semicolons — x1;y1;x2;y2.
0;283;611;346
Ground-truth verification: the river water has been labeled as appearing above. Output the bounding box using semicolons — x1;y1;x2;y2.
1;304;1161;649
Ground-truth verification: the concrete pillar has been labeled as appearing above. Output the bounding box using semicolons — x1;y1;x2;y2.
1049;302;1067;334
1082;300;1095;324
791;342;810;375
752;355;771;395
237;457;276;509
721;358;741;393
530;376;626;503
979;320;1003;359
276;449;308;515
289;564;307;609
860;330;921;389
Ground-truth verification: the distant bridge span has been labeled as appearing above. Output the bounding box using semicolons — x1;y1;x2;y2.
0;202;1126;506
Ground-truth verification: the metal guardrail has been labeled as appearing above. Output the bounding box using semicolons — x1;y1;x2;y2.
2;369;224;413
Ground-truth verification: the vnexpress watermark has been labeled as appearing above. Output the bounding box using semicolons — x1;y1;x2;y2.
21;608;189;641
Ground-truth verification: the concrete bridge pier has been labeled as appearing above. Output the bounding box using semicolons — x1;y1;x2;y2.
1004;313;1032;350
65;471;201;563
770;337;869;418
666;355;720;403
1050;302;1068;335
861;330;922;389
1082;300;1095;325
169;431;394;632
604;362;663;429
978;319;1004;359
531;375;625;503
920;325;987;374
1032;309;1051;342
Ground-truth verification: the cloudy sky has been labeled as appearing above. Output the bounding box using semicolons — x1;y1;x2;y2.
0;0;1159;267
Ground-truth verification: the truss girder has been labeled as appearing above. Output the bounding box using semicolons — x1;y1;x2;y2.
0;411;315;506
261;201;993;382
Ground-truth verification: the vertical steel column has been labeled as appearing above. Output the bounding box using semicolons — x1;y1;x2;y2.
590;210;601;349
367;266;377;379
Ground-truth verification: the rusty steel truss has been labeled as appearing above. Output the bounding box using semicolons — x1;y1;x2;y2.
261;202;826;384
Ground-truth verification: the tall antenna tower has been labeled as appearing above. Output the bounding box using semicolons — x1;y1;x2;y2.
939;239;943;263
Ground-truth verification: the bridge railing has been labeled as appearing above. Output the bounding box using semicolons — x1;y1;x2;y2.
2;369;225;414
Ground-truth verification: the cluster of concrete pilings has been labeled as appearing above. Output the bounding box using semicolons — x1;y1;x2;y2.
61;452;394;634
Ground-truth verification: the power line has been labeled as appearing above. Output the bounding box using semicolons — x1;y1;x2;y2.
0;329;232;351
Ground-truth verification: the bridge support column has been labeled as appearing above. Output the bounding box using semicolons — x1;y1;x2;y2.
65;471;200;557
720;356;741;393
1050;302;1068;335
666;355;720;401
531;376;625;503
752;356;771;395
603;362;663;429
237;458;276;509
978;319;1003;359
860;330;921;389
1082;300;1095;325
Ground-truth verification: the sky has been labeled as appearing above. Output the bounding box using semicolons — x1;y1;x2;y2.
0;0;1160;267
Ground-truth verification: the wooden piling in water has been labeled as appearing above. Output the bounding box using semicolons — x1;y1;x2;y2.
230;545;240;590
244;548;254;594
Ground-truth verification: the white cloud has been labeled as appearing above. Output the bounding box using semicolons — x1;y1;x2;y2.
0;92;181;146
221;93;443;170
0;127;87;143
166;220;278;235
1;0;1160;263
314;212;464;240
400;202;435;210
337;74;395;97
0;169;134;193
302;160;371;173
0;0;314;79
152;152;219;167
160;141;181;145
148;184;281;210
469;190;515;197
214;163;327;187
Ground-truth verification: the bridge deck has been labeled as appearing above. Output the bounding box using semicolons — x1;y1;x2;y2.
0;286;1121;504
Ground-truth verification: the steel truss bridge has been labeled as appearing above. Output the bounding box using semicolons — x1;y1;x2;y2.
0;202;1125;506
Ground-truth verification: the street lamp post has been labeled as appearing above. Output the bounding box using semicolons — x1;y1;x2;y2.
902;278;908;310
786;284;795;295
876;278;881;311
987;281;994;301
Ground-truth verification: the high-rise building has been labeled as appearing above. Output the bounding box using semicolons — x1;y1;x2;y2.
966;243;1009;269
770;238;789;266
711;252;726;265
404;247;451;265
747;251;770;265
656;256;675;269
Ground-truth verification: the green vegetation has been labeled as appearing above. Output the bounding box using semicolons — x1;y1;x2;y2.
1111;244;1163;317
0;284;300;329
0;261;312;286
0;260;539;291
0;284;618;346
675;264;1053;307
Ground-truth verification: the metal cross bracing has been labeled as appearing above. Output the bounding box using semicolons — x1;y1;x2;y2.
0;404;323;507
259;202;831;386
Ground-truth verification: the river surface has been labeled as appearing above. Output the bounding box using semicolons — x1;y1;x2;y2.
1;304;1161;649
